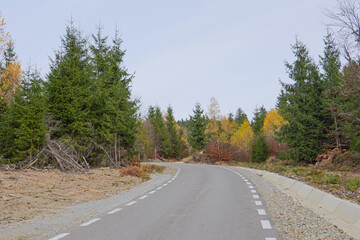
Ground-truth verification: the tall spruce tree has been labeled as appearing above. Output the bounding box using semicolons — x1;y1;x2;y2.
46;22;93;151
189;102;207;152
0;67;46;163
278;40;331;161
251;132;269;163
251;106;267;134
234;107;248;126
320;32;343;148
166;106;181;159
148;106;171;158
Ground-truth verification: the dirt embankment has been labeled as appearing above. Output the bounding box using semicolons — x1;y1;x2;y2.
0;168;144;225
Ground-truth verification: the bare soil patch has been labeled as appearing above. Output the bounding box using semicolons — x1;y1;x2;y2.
0;167;146;225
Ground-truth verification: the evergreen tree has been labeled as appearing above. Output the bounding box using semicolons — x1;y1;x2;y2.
278;40;331;161
148;106;171;158
251;106;267;133
234;107;248;126
320;32;343;149
89;26;139;163
0;67;46;163
251;132;269;163
166;106;181;159
46;22;93;150
189;102;207;151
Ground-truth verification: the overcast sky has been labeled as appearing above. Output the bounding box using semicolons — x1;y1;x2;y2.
2;0;339;120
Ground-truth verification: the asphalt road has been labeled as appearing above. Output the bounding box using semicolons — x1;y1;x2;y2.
49;163;279;240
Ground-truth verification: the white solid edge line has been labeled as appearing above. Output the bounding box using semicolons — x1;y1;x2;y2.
139;195;148;200
261;220;272;229
257;209;267;215
48;233;70;240
251;190;257;193
80;218;101;227
149;190;156;194
107;208;122;214
253;195;260;199
255;201;263;206
126;201;137;206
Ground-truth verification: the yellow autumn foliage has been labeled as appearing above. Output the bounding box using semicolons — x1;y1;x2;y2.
230;119;254;153
0;13;21;106
262;108;288;137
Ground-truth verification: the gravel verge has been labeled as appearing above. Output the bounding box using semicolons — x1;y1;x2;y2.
226;166;354;240
0;166;177;240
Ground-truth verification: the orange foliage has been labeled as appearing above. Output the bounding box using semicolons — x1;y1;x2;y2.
262;108;288;137
0;60;21;104
205;141;236;163
0;13;21;106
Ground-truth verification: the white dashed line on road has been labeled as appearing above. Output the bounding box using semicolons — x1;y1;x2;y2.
126;201;137;206
253;195;260;199
255;201;263;206
261;220;272;229
139;195;148;200
149;190;156;194
80;218;101;227
247;182;251;185
266;238;277;240
257;209;267;215
249;186;254;189
107;208;122;214
251;190;257;193
157;186;162;190
48;233;70;240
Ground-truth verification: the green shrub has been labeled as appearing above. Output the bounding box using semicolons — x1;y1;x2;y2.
346;177;360;192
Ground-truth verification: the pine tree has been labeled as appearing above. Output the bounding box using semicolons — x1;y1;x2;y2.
234;107;248;126
166;106;181;159
251;132;269;163
251;106;267;134
320;32;343;149
189;102;207;152
47;22;93;149
0;67;46;163
278;40;331;161
148;106;171;158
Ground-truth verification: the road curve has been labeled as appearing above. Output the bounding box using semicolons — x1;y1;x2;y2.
48;163;279;240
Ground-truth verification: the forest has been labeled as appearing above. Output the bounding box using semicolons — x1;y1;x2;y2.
1;1;360;171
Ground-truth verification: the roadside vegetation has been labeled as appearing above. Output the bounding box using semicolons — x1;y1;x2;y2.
0;0;360;204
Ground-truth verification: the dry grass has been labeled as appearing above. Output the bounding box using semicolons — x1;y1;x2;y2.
0;168;143;225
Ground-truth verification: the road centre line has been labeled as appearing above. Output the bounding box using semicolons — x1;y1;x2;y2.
261;220;272;229
80;218;101;227
48;233;70;240
126;201;137;206
107;208;122;214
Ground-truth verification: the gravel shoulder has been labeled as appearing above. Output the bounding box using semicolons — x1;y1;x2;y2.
0;165;177;240
226;166;355;240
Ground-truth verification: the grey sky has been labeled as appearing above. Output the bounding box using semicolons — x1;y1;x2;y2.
2;0;339;120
